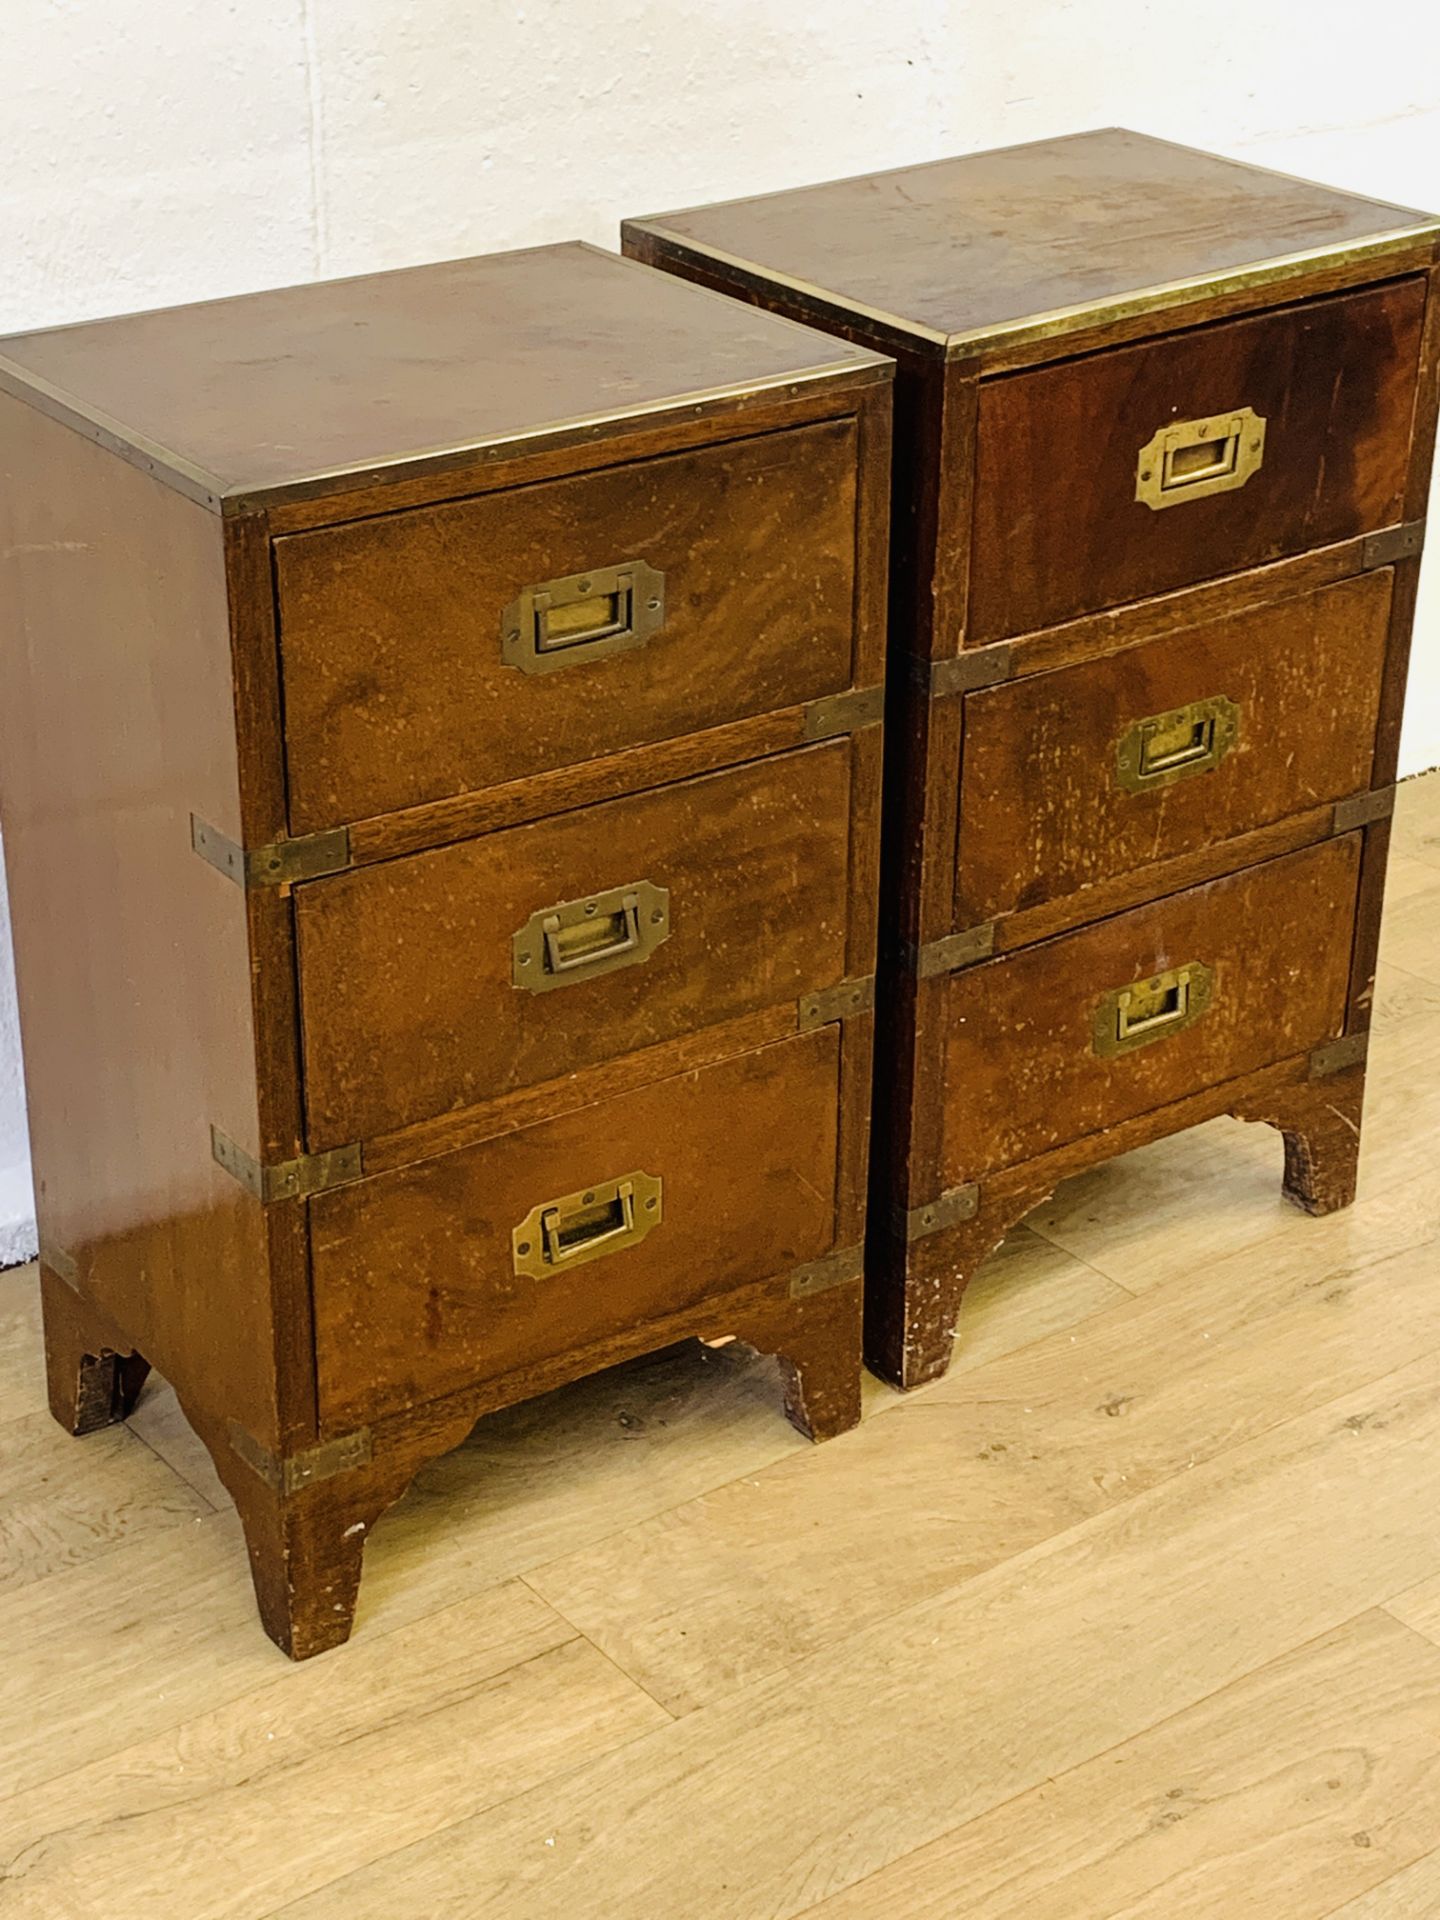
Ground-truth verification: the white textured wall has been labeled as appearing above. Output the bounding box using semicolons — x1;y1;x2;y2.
2;0;1439;1259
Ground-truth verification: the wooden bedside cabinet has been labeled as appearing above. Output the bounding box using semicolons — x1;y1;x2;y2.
0;245;891;1654
624;130;1440;1387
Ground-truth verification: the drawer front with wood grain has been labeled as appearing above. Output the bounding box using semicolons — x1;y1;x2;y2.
275;417;861;831
296;742;853;1146
954;570;1391;926
310;1028;842;1427
969;278;1424;642
940;836;1360;1183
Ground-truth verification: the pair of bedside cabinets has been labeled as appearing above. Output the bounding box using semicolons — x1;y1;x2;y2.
2;131;1437;1656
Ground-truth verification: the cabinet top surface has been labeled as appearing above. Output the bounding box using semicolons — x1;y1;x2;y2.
0;242;887;508
625;129;1440;357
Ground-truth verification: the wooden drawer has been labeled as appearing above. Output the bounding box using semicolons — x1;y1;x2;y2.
296;742;853;1146
969;279;1424;641
310;1028;842;1427
940;836;1359;1183
955;570;1391;926
275;418;861;831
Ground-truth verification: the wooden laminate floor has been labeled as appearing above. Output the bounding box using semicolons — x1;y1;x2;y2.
3;773;1440;1919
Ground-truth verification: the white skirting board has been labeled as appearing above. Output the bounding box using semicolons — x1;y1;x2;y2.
0;1159;37;1270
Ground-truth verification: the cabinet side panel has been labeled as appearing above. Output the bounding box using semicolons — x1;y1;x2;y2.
0;397;280;1443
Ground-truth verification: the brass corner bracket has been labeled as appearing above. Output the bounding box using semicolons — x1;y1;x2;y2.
210;1126;363;1202
895;1183;979;1244
1332;786;1396;835
798;975;876;1030
788;1244;864;1299
228;1420;373;1496
804;685;884;740
925;644;1016;698
1309;1032;1370;1079
908;922;997;978
1361;519;1426;570
191;814;351;889
39;1238;80;1290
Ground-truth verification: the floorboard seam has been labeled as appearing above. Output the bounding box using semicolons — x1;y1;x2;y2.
124;1408;227;1513
516;1569;683;1721
781;1605;1440;1920
1377;1596;1440;1654
1312;1843;1440;1920
1020;1224;1145;1296
601;1335;1440;1727
250;1711;686;1920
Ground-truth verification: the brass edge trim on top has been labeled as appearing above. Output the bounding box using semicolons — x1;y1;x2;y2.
625;225;952;357
629;126;1438;293
947;226;1440;359
0;344;890;518
625;221;1440;366
586;237;898;364
225;355;895;514
1128;128;1438;228
0;352;229;511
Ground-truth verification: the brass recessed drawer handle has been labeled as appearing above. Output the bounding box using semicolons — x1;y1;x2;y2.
1136;407;1266;511
501;560;665;675
1115;694;1240;793
512;1171;663;1279
1093;961;1214;1058
512;879;670;993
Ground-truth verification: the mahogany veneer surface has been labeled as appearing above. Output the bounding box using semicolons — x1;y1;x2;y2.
0;242;879;500
623;128;1438;352
0;242;891;1655
626;129;1440;1391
